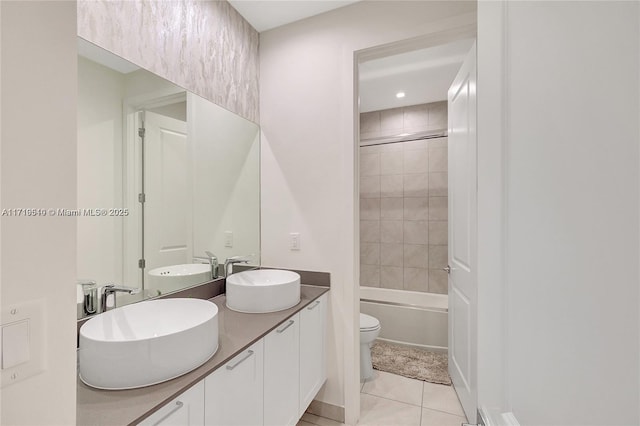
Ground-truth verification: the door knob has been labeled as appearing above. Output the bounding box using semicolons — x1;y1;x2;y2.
443;265;451;274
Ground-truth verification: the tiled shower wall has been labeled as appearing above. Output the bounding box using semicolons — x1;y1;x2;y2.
359;102;448;294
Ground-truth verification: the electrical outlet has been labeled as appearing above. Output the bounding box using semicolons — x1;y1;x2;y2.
224;231;233;248
290;233;300;250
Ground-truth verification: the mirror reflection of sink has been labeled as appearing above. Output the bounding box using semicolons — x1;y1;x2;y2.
147;264;212;294
226;269;301;313
79;298;219;390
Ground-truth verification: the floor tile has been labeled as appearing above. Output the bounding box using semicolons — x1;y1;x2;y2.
301;413;345;426
420;407;466;426
362;370;424;407
422;382;465;417
359;393;422;426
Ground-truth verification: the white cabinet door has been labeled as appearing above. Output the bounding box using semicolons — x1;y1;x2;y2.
298;295;327;417
204;340;264;426
139;381;205;426
264;313;300;426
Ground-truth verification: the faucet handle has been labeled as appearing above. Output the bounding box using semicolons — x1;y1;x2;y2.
201;252;219;279
100;284;141;312
102;283;141;295
78;279;97;288
79;280;98;315
223;254;255;277
226;254;254;263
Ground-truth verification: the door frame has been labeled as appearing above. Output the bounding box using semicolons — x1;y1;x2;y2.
352;23;477;425
122;89;187;290
476;1;510;423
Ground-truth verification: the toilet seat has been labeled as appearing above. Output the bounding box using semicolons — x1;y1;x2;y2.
360;313;380;331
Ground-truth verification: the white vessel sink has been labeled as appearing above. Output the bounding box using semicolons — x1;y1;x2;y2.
226;269;301;313
79;298;219;390
148;264;212;294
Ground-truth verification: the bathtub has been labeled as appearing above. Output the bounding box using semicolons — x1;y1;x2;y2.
360;287;448;353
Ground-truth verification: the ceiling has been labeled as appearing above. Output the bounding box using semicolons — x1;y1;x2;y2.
359;38;476;113
228;0;359;32
229;1;474;114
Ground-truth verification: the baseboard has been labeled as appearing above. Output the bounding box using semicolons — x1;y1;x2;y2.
307;400;345;423
478;408;520;426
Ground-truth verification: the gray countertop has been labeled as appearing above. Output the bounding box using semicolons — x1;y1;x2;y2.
76;285;329;426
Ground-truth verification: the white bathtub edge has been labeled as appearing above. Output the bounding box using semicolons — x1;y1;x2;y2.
359;286;448;311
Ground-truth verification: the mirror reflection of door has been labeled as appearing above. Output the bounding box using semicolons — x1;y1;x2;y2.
77;38;261;319
139;108;191;295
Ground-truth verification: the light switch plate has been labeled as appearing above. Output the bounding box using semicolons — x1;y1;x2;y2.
290;233;300;250
224;231;233;248
2;319;30;369
1;299;46;387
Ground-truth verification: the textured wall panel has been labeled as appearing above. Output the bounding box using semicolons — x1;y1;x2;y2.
78;0;259;123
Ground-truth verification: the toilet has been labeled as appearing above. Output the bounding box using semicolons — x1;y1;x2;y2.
360;313;381;380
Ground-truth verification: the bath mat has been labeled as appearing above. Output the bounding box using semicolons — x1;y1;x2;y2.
371;340;451;385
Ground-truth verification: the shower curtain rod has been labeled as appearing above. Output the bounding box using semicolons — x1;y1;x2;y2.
359;130;447;147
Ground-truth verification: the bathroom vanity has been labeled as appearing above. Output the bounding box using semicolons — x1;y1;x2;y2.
76;38;328;426
76;285;328;425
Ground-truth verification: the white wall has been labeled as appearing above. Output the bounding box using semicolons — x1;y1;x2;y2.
0;1;77;424
78;56;186;292
477;2;639;424
189;93;261;263
259;2;476;422
77;57;125;286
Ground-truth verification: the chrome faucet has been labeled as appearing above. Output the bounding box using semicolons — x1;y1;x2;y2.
100;284;140;312
194;251;219;279
224;255;253;277
79;280;98;315
205;251;219;279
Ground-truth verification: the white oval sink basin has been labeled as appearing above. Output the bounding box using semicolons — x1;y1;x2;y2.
79;298;218;390
226;269;301;313
149;264;212;277
148;264;212;294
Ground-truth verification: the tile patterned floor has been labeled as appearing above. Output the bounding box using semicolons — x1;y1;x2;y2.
297;370;467;426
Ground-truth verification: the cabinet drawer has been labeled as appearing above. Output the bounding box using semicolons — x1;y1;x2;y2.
139;381;204;426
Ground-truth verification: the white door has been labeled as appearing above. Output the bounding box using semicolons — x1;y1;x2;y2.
144;111;190;274
447;42;477;422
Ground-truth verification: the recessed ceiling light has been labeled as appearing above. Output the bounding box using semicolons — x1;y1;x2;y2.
396;92;405;98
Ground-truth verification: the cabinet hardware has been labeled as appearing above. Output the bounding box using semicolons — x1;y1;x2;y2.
277;320;295;333
307;300;321;310
152;401;183;426
226;350;254;370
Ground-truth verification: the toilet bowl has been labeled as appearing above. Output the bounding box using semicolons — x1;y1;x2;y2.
360;313;381;380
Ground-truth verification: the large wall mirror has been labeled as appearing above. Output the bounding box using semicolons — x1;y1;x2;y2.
77;38;260;319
